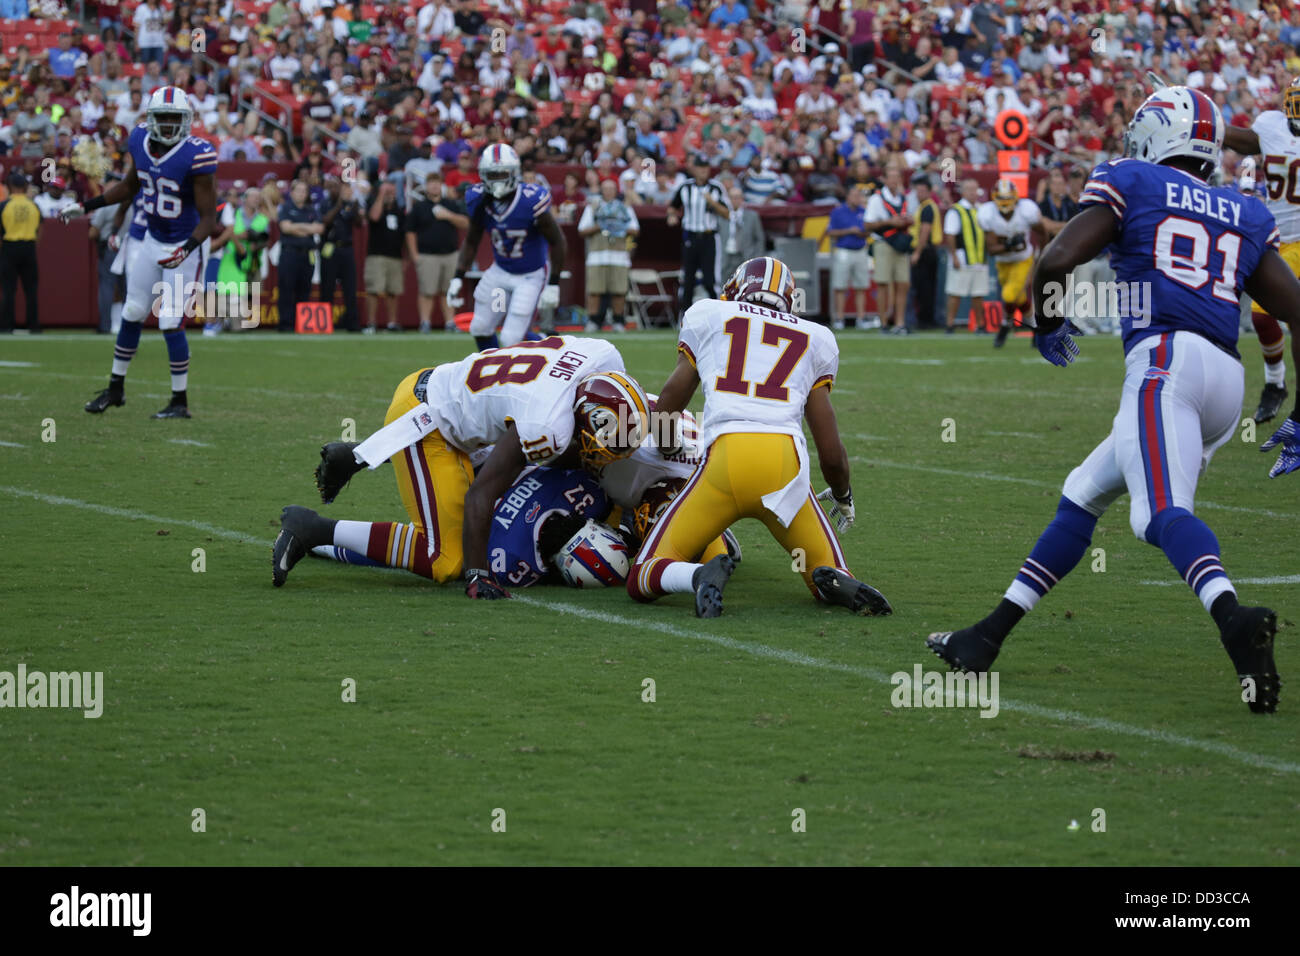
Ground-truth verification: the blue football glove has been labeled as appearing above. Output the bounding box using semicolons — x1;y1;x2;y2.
1036;320;1082;367
1260;417;1300;478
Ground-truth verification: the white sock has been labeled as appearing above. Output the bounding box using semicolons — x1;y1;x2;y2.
659;561;701;594
1264;361;1286;386
334;519;373;553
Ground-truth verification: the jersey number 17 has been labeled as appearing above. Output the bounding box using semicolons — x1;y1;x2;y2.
714;316;810;401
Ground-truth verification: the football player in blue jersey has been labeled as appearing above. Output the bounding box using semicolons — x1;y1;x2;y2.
928;87;1300;714
310;465;628;589
62;86;218;419
445;143;569;350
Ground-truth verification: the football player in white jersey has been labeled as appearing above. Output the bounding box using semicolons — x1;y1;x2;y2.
1224;78;1300;423
977;178;1042;348
62;86;218;419
272;336;651;599
626;256;893;618
445;143;569;350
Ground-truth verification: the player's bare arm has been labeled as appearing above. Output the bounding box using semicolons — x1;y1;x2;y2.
1223;126;1260;156
654;353;700;419
805;385;850;498
454;216;484;274
1032;206;1118;330
64;157;140;221
537;209;566;275
462;424;527;586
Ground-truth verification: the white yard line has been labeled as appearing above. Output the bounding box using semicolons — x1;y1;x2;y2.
167;438;213;448
851;456;1297;520
0;440;26;448
1141;574;1300;587
3;484;1296;776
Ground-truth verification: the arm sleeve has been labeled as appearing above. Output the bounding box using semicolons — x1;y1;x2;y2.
676;306;706;367
812;332;839;392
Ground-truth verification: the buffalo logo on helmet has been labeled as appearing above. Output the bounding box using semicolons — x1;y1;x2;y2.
572;371;650;473
721;256;798;313
556;519;630;588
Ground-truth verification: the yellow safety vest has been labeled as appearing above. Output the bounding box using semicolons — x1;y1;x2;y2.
910;197;942;246
953;202;985;265
1;194;40;241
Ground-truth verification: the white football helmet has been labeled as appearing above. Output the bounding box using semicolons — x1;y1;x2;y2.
556;520;630;588
479;143;521;199
1124;86;1223;178
145;86;193;147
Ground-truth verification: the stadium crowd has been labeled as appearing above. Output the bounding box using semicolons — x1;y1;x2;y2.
0;0;1297;327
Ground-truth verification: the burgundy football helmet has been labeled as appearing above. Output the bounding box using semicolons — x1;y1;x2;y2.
572;371;651;473
721;256;798;313
633;476;687;542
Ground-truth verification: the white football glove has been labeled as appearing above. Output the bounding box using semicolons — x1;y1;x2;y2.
58;203;85;224
817;487;855;534
539;284;560;310
446;276;463;310
107;233;121;252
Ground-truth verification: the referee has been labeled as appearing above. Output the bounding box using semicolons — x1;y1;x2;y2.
667;155;730;319
0;171;42;334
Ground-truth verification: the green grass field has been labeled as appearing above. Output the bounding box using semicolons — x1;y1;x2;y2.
1;328;1296;866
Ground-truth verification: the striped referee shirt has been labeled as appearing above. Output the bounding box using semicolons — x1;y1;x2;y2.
670;178;730;233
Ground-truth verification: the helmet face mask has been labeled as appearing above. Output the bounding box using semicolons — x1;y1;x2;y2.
993;178;1018;216
145;87;192;147
1285;79;1300;137
479;143;521;199
572;372;650;474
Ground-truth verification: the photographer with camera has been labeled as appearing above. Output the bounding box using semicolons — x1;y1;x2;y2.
577;178;639;331
215;187;270;331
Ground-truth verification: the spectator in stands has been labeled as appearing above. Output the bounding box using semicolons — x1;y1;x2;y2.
133;0;166;65
48;33;84;80
943;177;989;335
13;94;55;159
935;45;965;84
741;154;787;205
709;0;748;28
865;165;914;334
405;171;467;334
1037;166;1079;240
827;184;872;332
443;148;479;191
720;185;765;283
364;180;405;334
578;177;639;332
276;180;323;336
34;177;77;219
909;173;942;330
0;171;41;334
965;125;996;166
804;156;843;204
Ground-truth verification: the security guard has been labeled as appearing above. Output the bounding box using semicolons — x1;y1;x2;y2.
276;179;323;334
318;176;361;332
0;170;42;334
942;177;989;334
909;173;943;329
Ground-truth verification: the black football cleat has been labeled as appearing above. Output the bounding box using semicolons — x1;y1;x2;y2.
272;505;332;587
316;441;365;504
693;554;736;619
84;388;124;413
812;566;893;616
151;402;191;419
1219;605;1280;714
993;324;1010;348
1253;383;1287;424
926;626;1001;673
